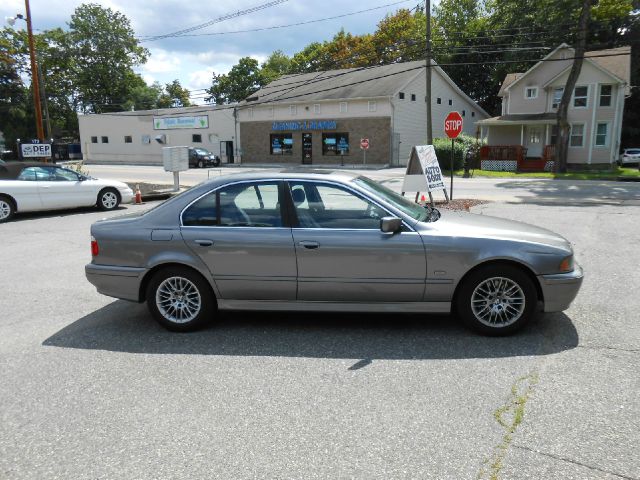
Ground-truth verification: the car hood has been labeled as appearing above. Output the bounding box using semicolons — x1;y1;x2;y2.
420;210;572;251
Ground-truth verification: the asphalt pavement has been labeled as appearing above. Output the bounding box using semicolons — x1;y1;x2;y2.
0;178;638;479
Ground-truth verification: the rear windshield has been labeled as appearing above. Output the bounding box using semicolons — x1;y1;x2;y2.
625;149;640;155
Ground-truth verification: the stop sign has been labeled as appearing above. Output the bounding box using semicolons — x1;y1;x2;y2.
444;111;463;139
360;138;369;150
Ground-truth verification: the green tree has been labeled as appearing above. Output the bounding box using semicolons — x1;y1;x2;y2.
261;50;291;83
206;57;264;104
69;3;148;113
157;79;191;108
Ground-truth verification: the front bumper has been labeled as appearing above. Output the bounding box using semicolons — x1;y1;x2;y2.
119;188;134;204
538;264;584;312
85;263;146;302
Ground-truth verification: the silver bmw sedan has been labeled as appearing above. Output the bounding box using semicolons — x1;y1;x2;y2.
85;171;583;335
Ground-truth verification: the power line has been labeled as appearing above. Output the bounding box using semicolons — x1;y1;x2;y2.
139;0;290;42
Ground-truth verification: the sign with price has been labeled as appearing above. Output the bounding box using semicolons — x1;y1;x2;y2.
401;145;447;198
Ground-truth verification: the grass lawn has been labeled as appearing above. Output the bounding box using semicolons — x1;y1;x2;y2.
440;167;640;181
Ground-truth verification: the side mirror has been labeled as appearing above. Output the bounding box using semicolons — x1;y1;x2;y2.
380;216;402;234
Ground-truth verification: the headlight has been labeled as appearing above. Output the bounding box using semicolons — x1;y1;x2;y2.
559;256;574;273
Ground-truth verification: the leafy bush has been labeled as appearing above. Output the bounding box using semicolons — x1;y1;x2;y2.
433;134;483;171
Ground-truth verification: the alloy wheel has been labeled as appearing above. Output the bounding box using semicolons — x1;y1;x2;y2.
101;191;118;209
470;276;525;327
155;276;202;324
0;199;11;220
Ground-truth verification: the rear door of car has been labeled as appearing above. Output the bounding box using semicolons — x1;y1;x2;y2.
180;180;297;300
286;180;427;302
8;167;43;211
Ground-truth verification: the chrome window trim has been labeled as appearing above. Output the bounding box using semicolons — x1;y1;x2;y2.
179;177;417;233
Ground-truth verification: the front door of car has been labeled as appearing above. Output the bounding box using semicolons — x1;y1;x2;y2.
180;181;297;300
36;166;93;208
287;181;427;302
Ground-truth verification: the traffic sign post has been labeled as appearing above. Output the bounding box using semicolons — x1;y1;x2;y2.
360;137;369;165
444;112;463;201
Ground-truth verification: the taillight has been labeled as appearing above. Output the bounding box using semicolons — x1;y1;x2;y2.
91;236;99;256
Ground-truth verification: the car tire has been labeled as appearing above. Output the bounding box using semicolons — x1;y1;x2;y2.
197;159;204;168
212;157;221;167
146;266;215;332
97;188;121;211
0;195;16;223
455;264;537;336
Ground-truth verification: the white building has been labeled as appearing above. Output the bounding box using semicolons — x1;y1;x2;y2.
236;60;489;166
78;105;238;165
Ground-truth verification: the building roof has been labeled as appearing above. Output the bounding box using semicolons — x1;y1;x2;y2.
498;73;523;96
239;60;490;117
81;104;234;117
476;113;557;125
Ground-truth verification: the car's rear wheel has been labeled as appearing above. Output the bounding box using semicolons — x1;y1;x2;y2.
0;195;15;223
97;188;120;211
456;264;537;336
146;266;215;332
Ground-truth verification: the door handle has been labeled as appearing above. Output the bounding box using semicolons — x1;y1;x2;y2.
194;239;214;247
298;241;320;249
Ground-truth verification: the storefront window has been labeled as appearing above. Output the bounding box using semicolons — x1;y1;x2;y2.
322;133;349;156
270;134;293;155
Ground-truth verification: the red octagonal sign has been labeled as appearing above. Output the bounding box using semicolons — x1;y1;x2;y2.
444;111;464;139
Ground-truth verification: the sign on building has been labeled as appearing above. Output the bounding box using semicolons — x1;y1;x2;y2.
21;143;52;158
154;115;209;130
401;145;448;202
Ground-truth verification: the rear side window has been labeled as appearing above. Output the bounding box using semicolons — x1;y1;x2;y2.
182;192;217;226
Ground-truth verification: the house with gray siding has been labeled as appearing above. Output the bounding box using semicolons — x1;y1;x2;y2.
236;60;489;166
477;44;630;171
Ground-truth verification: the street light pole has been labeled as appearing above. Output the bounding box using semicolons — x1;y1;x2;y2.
24;0;45;143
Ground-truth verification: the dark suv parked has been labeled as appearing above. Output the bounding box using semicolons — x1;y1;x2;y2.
189;148;221;168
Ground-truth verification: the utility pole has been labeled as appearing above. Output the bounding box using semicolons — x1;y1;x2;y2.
425;0;433;145
24;0;45;143
37;61;52;139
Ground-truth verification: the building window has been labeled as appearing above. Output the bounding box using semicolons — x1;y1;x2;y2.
570;124;585;147
124;135;132;143
398;92;405;100
471;111;475;117
368;101;377;112
313;104;320;114
595;122;609;147
437;97;441;104
448;99;452;106
289;105;297;115
573;86;588;108
339;102;348;113
411;94;416;101
525;87;538;99
322;133;349;156
599;85;612;107
270;134;293;155
267;107;274;117
192;134;202;143
462;110;466;117
91;136;98;143
550;125;558;144
552;87;564;109
101;136;109;143
142;135;151;144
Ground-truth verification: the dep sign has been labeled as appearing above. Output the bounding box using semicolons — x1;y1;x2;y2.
21;143;52;158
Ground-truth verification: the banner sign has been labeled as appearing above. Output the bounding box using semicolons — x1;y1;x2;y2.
401;145;447;195
21;143;52;158
272;120;337;131
154;115;209;130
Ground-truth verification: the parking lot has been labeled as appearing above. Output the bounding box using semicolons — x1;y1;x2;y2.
1;177;639;479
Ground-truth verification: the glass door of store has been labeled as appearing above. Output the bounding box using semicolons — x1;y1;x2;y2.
302;133;312;164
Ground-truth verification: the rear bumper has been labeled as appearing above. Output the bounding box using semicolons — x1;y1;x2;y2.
85;264;146;302
538;264;584;313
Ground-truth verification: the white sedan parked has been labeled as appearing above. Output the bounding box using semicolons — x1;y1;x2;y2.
0;162;134;222
619;149;640;166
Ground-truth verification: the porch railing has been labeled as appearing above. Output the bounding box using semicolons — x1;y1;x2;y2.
479;145;527;162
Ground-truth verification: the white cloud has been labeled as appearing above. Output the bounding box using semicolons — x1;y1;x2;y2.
141;48;182;74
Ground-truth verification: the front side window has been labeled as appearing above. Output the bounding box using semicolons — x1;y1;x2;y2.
49;167;80;181
570;124;585;147
322;133;349;156
270;134;293;155
595;123;609;147
573;86;588;108
289;181;387;229
599;85;612;107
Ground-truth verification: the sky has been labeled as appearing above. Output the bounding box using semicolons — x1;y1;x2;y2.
2;0;426;104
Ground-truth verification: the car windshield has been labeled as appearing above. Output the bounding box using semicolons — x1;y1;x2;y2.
353;176;436;222
194;148;210;155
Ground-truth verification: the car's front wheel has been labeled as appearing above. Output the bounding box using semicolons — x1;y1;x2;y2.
456;264;537;336
146;266;215;332
197;159;204;168
97;188;120;211
0;195;16;223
